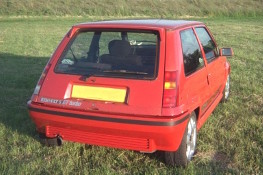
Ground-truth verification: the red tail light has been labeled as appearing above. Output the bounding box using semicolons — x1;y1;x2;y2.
32;62;52;98
162;71;177;108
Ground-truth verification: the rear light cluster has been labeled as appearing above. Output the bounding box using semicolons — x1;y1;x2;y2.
162;71;178;108
32;62;52;96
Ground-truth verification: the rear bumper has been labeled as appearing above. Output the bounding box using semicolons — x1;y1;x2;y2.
28;101;189;152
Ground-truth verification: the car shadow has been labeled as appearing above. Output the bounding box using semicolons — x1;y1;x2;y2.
0;52;49;139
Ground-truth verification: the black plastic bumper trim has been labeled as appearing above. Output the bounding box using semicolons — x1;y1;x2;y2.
28;105;189;127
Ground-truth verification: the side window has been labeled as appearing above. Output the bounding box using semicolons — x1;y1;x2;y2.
180;29;204;76
195;27;218;62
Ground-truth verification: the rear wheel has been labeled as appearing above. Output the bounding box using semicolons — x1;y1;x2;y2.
164;112;197;167
221;74;230;102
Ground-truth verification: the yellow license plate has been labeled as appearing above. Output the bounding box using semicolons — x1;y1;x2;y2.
71;85;127;103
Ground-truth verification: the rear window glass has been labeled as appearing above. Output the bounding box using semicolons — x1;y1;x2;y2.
55;30;159;79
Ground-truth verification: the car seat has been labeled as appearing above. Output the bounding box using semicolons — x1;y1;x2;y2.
100;40;142;68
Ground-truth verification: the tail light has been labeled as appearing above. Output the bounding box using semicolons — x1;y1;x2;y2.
162;71;178;108
31;62;52;99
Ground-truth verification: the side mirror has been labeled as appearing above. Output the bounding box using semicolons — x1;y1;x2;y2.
219;48;234;57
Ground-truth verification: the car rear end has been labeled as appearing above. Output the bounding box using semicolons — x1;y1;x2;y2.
28;21;189;152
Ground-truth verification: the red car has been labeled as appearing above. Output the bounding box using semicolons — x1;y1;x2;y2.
28;19;233;166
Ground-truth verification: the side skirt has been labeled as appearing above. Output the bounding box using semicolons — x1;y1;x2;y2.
197;92;223;130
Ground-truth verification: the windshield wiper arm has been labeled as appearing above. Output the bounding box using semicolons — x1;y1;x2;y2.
103;70;148;75
80;73;96;81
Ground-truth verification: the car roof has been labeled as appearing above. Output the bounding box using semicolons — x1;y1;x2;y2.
75;19;204;30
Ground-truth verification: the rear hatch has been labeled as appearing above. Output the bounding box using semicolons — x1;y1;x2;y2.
35;28;165;116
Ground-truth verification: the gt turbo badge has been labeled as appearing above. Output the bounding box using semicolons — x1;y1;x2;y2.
40;97;82;107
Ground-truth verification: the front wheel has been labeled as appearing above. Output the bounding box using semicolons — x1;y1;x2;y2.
164;112;197;167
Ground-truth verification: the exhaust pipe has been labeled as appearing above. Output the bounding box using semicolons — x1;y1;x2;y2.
57;135;63;146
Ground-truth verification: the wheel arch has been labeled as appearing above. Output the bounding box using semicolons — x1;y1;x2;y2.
194;107;200;121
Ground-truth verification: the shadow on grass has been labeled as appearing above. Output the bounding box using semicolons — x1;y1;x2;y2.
145;150;238;173
0;52;48;138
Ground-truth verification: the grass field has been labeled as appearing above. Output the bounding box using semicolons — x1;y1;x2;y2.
0;16;263;174
0;0;263;17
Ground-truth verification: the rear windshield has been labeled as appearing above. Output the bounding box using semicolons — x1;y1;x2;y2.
55;30;159;79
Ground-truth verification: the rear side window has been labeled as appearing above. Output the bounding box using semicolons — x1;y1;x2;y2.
180;29;204;76
55;30;159;79
195;27;218;62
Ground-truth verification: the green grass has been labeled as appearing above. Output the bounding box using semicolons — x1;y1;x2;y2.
0;16;263;174
0;0;263;17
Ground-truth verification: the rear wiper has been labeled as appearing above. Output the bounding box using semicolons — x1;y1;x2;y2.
103;70;148;75
80;73;96;81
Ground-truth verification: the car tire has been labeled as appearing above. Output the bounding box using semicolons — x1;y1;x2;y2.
39;133;60;147
221;74;230;103
164;112;197;167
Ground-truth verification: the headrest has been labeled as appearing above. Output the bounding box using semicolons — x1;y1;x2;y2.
108;40;131;57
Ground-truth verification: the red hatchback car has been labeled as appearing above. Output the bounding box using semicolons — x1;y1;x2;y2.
28;19;233;166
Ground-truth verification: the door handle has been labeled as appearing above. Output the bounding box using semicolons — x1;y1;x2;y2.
207;74;210;84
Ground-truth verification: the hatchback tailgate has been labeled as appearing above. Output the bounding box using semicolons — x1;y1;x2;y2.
37;72;164;116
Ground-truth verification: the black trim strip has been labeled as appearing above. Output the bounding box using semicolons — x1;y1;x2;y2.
28;106;189;126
